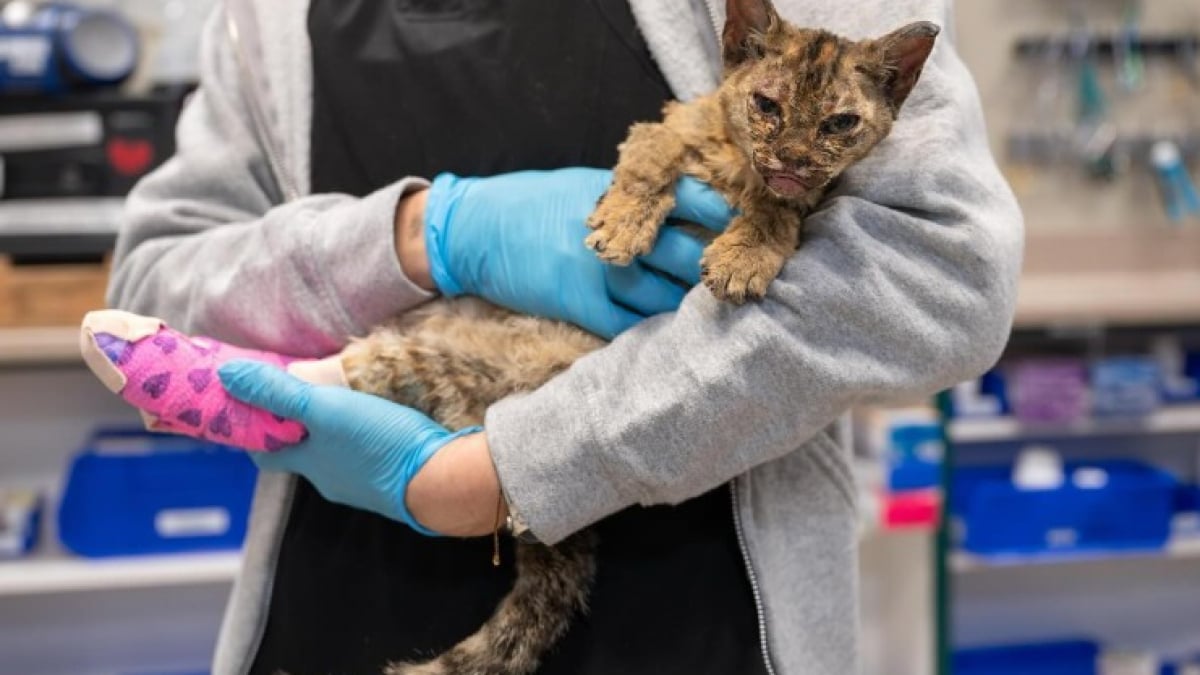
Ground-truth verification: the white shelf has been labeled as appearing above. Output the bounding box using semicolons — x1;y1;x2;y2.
1015;229;1200;329
0;550;241;596
948;404;1200;443
0;327;81;365
1015;269;1200;328
951;535;1200;572
0;197;123;236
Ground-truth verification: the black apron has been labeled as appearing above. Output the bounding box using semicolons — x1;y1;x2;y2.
249;2;767;673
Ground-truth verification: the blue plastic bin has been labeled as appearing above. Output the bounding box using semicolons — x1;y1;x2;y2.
58;429;257;558
1178;485;1200;514
954;640;1099;675
953;460;1177;555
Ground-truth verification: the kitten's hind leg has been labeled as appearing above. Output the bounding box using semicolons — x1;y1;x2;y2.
585;122;687;265
338;298;603;430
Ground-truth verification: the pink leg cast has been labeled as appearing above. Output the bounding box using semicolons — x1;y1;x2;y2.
80;310;319;452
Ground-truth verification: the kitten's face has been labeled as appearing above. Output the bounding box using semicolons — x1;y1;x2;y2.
718;1;939;200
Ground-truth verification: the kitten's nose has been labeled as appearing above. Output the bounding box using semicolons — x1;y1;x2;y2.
777;150;813;170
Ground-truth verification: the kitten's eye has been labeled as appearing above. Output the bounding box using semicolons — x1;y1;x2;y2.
819;113;860;134
753;93;780;116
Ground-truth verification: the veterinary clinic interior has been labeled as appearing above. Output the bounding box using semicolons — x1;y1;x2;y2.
0;1;1198;674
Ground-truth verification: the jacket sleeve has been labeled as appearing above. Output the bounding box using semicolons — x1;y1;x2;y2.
485;7;1024;544
107;7;433;355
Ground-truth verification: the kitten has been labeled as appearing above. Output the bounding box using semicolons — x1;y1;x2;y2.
587;3;938;303
342;1;939;673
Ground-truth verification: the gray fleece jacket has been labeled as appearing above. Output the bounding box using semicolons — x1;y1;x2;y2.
107;1;1023;673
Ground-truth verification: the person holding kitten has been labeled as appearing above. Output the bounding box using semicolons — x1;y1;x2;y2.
97;0;1022;673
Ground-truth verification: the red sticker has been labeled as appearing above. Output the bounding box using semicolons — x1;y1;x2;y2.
106;137;155;176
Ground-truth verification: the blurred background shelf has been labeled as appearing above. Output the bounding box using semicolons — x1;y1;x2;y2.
950;535;1200;572
0;4;272;674
1016;271;1200;328
0;327;82;365
1014;230;1200;329
0;197;121;258
0;473;241;597
0;550;241;596
948;403;1200;443
0;197;123;233
0;232;117;259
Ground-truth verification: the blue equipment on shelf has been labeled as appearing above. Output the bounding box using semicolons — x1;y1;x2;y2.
954;639;1099;675
952;460;1177;555
0;487;41;558
0;2;139;95
58;429;256;558
1091;356;1163;417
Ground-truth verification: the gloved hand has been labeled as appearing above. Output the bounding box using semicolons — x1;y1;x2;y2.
424;168;734;338
218;360;474;535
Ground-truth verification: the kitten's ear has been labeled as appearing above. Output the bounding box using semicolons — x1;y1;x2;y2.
722;0;781;68
872;21;940;114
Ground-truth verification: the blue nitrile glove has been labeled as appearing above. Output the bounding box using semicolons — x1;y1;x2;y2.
423;168;735;339
218;360;475;535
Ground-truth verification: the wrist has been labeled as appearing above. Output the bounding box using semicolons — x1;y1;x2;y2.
406;430;507;537
422;173;470;296
394;187;435;292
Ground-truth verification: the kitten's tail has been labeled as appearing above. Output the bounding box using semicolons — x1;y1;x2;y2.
384;531;598;675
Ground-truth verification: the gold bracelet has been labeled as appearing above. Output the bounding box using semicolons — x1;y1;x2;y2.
505;509;538;544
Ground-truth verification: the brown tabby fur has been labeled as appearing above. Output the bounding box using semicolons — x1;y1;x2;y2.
332;2;937;673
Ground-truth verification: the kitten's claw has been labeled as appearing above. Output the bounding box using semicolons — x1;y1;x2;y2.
703;268;769;304
700;245;781;304
585;230;638;265
584;227;646;266
584;187;674;266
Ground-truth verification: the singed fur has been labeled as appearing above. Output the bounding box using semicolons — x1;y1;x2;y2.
326;2;938;673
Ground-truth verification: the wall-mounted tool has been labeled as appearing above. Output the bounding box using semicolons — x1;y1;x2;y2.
1114;0;1144;91
1150;140;1200;222
1015;34;1200;61
1065;16;1126;181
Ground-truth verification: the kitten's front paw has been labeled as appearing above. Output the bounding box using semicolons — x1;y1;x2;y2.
585;188;674;266
700;242;785;304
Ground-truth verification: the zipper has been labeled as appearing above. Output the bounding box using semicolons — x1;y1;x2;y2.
730;478;778;675
235;475;299;675
702;0;723;46
225;5;300;203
